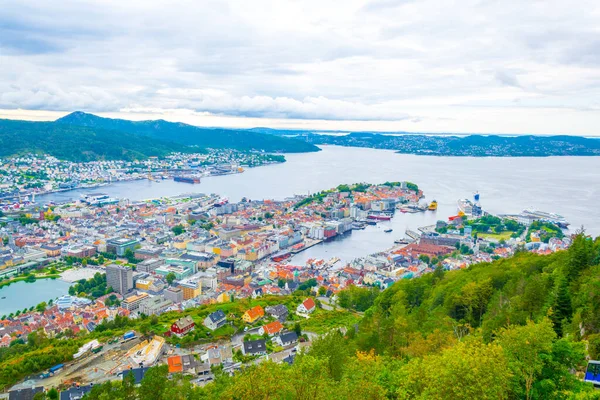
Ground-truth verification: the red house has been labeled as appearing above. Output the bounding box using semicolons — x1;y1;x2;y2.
170;316;195;337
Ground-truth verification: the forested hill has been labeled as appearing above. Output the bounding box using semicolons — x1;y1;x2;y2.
0;119;193;162
303;132;600;156
57;112;320;154
62;234;600;399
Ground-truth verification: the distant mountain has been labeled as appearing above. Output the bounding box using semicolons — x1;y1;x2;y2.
0;119;192;162
57;112;320;153
302;132;600;157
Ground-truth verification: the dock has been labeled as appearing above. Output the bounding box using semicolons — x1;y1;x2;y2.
405;229;421;241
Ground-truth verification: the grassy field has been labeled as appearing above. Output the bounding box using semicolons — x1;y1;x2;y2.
478;231;514;241
300;309;362;334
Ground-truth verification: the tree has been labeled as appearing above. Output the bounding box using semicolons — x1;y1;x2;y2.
318;286;327;296
309;330;354;381
397;338;511;400
165;272;176;285
120;370;136;400
171;225;185;236
138;365;169;400
418;254;430;264
47;388;58;400
550;277;572;336
497;319;556;400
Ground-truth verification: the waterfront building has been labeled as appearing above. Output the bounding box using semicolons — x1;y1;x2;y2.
106;264;133;295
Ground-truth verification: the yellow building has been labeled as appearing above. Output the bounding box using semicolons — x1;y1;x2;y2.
173;238;189;250
136;279;152;290
216;292;231;303
179;281;201;300
242;305;264;324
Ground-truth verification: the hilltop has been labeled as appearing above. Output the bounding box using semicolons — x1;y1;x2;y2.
57;112;320;154
0;119;193;162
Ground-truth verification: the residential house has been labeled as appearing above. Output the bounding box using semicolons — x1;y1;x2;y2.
8;387;44;400
167;354;197;374
265;304;288;321
242;305;264;324
204;310;227;331
296;298;316;314
274;331;298;347
59;385;93;400
242;339;267;356
171;316;195;337
258;320;283;337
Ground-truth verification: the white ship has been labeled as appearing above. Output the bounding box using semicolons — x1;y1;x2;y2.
457;198;474;215
81;193;119;206
521;209;569;228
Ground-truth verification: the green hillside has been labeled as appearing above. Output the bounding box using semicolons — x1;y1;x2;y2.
0;119;192;162
3;234;599;399
57;112;320;153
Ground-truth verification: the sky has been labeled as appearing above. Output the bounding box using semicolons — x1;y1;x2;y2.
1;0;600;135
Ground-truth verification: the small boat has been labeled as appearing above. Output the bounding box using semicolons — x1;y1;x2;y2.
384;228;393;233
1;297;5;299
428;200;438;211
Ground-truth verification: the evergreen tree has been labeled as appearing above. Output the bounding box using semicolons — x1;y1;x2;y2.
550;277;572;336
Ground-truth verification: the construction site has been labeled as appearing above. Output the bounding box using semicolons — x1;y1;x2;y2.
10;332;170;391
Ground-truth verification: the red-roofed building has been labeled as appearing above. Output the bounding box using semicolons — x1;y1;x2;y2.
398;243;453;257
258;320;283;336
297;298;316;314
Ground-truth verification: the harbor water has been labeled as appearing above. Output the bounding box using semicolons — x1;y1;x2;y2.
9;145;598;311
37;145;600;237
0;278;71;316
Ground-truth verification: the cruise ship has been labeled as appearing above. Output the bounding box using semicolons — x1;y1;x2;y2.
522;209;569;228
81;193;119;206
457;198;474;215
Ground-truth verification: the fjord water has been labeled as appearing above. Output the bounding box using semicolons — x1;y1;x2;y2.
40;146;600;231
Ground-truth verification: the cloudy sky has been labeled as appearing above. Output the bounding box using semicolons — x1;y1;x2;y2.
1;0;600;134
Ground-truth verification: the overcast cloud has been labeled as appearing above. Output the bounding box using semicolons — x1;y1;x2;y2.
1;0;600;134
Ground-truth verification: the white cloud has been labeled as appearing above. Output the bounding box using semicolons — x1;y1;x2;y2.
1;0;600;134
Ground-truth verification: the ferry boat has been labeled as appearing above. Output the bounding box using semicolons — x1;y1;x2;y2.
174;176;201;184
271;251;292;262
367;212;392;221
428;200;438;211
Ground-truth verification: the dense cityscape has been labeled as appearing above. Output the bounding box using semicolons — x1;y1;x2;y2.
3;0;600;398
0;174;579;398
